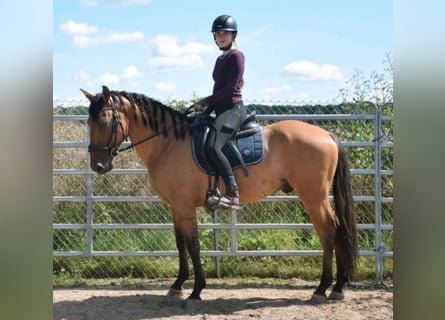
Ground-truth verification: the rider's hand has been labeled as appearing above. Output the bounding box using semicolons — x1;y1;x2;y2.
189;99;208;113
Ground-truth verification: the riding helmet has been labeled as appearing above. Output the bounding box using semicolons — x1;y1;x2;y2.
211;15;238;39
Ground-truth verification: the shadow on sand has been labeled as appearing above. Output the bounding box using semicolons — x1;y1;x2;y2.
53;286;318;320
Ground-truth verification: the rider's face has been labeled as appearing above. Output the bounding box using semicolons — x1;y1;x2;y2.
214;30;234;48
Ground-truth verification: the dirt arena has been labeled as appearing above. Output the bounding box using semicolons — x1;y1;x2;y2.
53;279;392;320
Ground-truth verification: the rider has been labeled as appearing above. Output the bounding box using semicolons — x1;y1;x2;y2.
190;14;247;210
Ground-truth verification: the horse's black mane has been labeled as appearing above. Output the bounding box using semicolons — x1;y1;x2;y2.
89;90;189;140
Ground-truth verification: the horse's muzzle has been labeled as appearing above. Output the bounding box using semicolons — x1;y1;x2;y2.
91;158;113;174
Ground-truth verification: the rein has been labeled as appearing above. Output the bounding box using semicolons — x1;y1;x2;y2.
117;127;168;153
88;96;170;157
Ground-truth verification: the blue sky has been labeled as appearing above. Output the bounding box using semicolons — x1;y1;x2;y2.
53;0;392;105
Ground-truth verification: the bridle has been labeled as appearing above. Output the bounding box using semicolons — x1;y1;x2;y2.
88;96;168;157
88;97;126;157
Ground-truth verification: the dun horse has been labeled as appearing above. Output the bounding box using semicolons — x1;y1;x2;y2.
82;85;357;302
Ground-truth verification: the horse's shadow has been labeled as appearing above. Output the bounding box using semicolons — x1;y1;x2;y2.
53;285;317;320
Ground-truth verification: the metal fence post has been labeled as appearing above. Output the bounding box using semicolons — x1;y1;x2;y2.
374;103;383;285
355;101;384;286
212;209;221;278
86;126;94;256
230;209;237;254
371;102;390;285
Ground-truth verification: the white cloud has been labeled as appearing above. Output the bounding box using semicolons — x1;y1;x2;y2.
262;85;293;95
83;0;151;6
60;20;144;49
182;42;215;55
282;60;343;82
74;66;142;90
122;65;143;79
73;70;91;80
72;35;101;49
103;31;144;44
97;72;120;86
151;34;182;56
149;55;204;71
154;82;176;92
60;20;98;35
149;34;214;71
299;92;311;100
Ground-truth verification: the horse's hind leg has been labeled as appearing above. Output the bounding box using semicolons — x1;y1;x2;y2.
302;198;337;302
328;236;349;300
314;236;349;301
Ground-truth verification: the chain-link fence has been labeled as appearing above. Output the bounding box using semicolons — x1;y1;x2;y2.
53;99;393;285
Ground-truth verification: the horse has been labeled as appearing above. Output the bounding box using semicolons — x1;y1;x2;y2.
81;85;357;302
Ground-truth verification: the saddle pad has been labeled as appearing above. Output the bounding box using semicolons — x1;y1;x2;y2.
192;128;264;175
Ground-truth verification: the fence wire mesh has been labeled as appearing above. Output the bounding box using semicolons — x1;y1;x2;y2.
53;99;393;285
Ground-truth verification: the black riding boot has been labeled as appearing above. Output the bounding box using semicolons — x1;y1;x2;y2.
207;184;240;210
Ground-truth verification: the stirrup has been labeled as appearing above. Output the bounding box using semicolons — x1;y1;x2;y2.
219;201;240;210
207;194;240;210
206;194;221;206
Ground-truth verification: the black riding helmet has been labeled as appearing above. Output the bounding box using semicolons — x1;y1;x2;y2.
211;14;238;40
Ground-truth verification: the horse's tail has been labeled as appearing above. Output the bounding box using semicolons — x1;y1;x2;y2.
332;134;358;282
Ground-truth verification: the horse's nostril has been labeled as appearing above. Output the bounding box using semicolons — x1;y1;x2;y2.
96;163;106;173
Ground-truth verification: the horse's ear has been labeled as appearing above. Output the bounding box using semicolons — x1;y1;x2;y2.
102;85;111;104
80;88;94;102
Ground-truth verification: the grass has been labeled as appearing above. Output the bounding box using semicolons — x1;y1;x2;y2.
53;200;393;285
53;254;393;287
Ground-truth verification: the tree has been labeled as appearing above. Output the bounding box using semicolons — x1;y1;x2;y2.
338;52;393;104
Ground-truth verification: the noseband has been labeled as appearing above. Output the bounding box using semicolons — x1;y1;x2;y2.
88;97;126;157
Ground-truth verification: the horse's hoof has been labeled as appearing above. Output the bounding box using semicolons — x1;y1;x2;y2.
182;298;201;311
328;291;345;301
310;293;328;304
167;288;183;298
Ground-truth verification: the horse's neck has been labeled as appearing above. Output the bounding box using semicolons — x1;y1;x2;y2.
126;108;178;167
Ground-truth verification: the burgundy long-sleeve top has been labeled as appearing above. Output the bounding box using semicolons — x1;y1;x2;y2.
204;49;244;107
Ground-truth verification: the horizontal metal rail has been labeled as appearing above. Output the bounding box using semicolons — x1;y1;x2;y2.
53;140;393;149
53;168;393;175
54;249;392;258
53;113;394;122
53;223;394;231
52;195;393;203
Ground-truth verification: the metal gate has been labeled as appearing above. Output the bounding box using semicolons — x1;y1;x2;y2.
53;101;393;285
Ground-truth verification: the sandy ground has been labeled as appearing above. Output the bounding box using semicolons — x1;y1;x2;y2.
53;279;393;320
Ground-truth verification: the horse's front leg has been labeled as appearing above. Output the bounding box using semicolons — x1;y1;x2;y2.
168;223;189;297
170;214;206;300
185;218;206;300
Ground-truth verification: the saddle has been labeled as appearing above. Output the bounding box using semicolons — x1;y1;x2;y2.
190;111;264;177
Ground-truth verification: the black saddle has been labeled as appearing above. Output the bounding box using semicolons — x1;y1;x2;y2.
190;111;264;176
